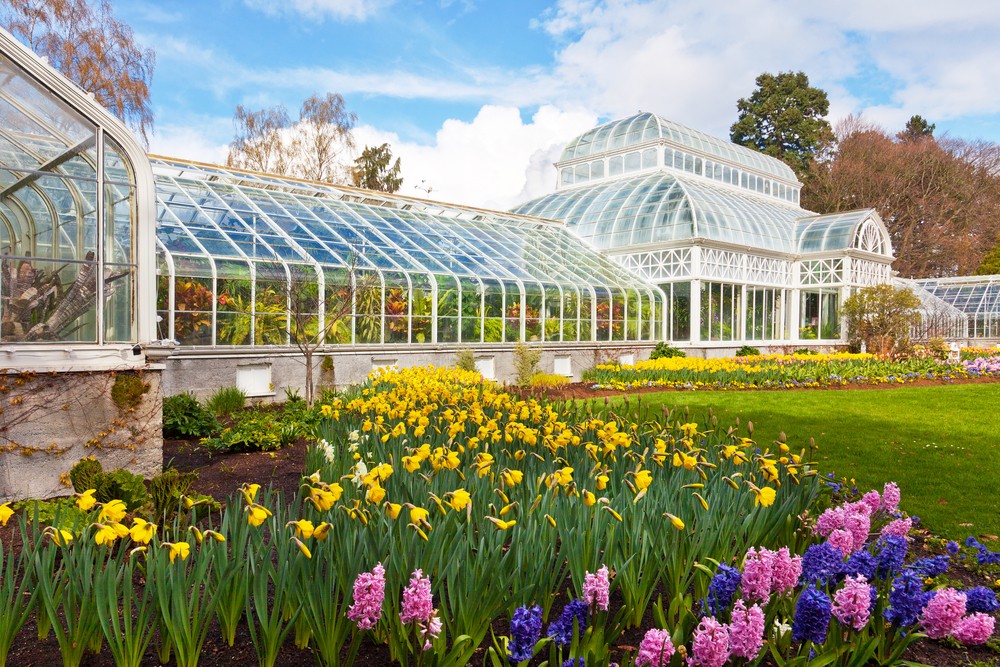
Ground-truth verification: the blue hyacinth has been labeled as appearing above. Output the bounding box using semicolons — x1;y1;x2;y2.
508;605;542;664
964;586;1000;614
703;564;741;617
799;543;844;586
792;586;832;645
884;570;932;627
910;555;949;577
875;535;908;578
547;599;589;647
843;550;877;581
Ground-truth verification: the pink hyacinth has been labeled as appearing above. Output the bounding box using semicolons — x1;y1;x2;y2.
952;612;996;645
728;599;765;659
769;547;802;596
583;565;611;611
881;517;912;539
920;588;967;639
741;547;773;603
882;482;900;513
399;569;435;625
347;562;386;630
832;575;872;631
687;616;730;667
635;628;675;666
417;613;442;651
860;490;882;516
843;510;871;551
827;528;854;556
814;506;844;537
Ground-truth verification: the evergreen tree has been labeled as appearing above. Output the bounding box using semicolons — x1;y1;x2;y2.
897;115;936;143
351;143;403;193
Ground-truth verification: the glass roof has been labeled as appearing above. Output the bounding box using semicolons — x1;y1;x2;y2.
512;171;802;252
795;209;878;253
559;113;799;183
152;157;654;295
913;276;1000;317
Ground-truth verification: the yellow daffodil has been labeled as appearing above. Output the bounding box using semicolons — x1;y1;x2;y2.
241;483;261;504
203;529;226;542
447;488;472;512
0;502;13;527
486;516;516;531
409;506;430;525
602;506;623;522
385;503;403;520
596;474;609;491
246;503;272;527
45;526;73;546
501;468;523;487
75;489;97;511
99;499;127;523
365;485;386;504
633;469;652;492
664;513;685;530
583;490;596;506
291;537;312;559
320;404;333;418
312;522;331;540
544;514;557;528
94;523;124;546
754;486;777;508
289;519;315;539
162;541;191;563
129;518;157;544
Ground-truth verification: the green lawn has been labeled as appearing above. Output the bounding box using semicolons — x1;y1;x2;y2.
604;383;1000;541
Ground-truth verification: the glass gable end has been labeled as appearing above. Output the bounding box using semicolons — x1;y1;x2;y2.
152;157;665;346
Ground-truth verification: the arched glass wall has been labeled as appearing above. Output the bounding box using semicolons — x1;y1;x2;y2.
153;158;665;347
0;38;149;346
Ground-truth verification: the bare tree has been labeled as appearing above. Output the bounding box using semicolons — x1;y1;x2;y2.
226;104;292;174
226;93;357;185
804;116;1000;278
2;0;156;144
260;258;377;405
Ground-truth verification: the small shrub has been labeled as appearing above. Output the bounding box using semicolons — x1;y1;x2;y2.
529;372;569;388
13;498;86;531
649;342;686;360
163;392;219;438
96;469;150;511
454;348;477;372
205;386;246;417
284;387;304;404
69;456;103;493
110;372;150;411
205;408;282;453
147;468;217;520
735;345;761;357
512;343;542;387
794;348;819;355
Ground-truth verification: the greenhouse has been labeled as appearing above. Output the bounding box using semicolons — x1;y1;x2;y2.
514;113;897;347
153;157;665;351
911;276;1000;339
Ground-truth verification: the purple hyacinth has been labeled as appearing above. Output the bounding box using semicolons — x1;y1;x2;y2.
704;564;741;616
799;543;844;586
884;570;932;627
792;586;832;645
508;605;542;664
910;555;950;578
547;599;589;647
964;586;1000;614
875;535;908;578
843;550;877;581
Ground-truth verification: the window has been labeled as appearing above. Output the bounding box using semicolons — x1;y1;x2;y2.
641;148;657;169
560;167;574;186
624;151;641;172
800;289;840;340
237;363;272;396
609;155;623;176
590;159;605;179
700;282;740;341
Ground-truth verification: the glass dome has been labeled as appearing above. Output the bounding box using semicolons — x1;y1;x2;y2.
513;171;801;252
559;112;799;184
795;209;891;255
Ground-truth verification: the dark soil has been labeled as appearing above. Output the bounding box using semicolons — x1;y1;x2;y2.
7;387;1000;665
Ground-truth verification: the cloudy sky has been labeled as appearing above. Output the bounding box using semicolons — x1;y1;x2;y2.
118;0;1000;210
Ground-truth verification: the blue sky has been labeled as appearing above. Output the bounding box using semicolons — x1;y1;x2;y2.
116;0;1000;209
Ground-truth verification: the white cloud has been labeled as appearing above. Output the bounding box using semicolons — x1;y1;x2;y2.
353;105;597;210
242;0;395;22
148;120;230;164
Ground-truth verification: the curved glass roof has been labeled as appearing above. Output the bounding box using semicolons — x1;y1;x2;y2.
152;156;654;297
913;276;1000;317
795;209;884;254
513;171;801;252
559;113;799;183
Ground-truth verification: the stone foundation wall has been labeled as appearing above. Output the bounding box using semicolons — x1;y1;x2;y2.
161;343;657;400
0;368;163;502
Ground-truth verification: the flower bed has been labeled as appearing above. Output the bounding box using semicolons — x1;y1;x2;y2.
583;352;998;391
0;366;996;665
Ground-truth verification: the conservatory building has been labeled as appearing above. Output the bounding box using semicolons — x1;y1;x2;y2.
514;113;896;349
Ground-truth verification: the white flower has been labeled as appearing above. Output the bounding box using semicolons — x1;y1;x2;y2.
348;430;360;443
351;460;368;487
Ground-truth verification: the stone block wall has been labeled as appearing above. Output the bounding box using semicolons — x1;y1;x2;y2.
0;368;163;502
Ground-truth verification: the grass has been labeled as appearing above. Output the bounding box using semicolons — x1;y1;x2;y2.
602;383;1000;541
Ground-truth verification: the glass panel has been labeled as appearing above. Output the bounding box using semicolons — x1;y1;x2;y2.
624;152;641;173
483;279;503;343
822;291;840;339
460;277;481;343
560;167;573;187
504;280;522;342
800;291;820;340
574;163;589;183
669;282;690;341
0;257;97;342
590;160;604;179
172;275;213;345
626;290;639;340
544;285;561;341
608;155;623;176
562;289;579;342
641;149;657;169
579;291;593;341
525;284;542;341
